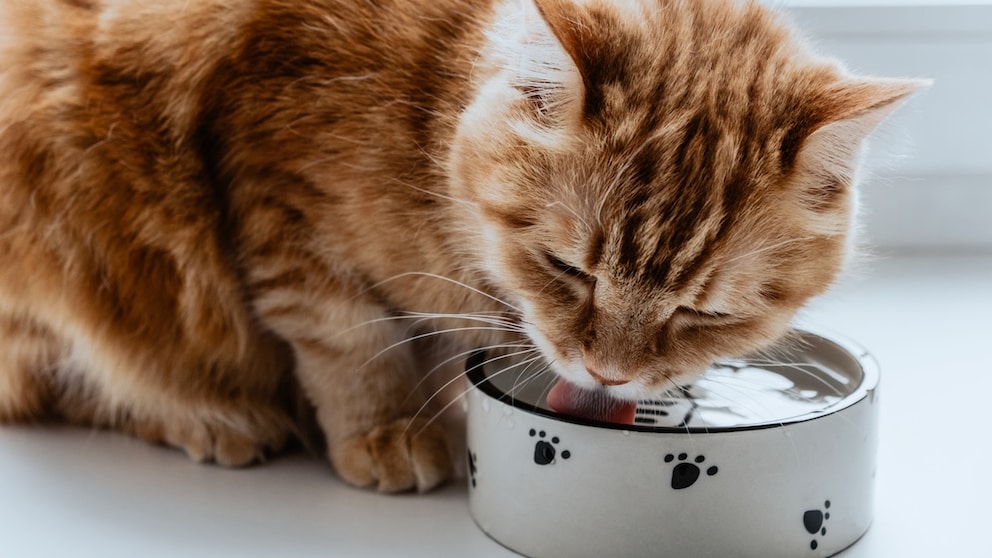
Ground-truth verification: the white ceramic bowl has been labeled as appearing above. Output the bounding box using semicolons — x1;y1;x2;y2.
465;329;879;558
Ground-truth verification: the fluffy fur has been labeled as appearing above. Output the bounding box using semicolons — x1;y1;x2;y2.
0;0;922;492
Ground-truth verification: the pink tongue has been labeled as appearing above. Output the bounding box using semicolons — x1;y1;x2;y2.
546;379;637;425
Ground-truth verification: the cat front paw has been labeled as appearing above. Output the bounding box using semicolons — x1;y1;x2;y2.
330;417;453;493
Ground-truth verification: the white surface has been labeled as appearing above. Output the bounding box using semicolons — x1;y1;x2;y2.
1;254;990;558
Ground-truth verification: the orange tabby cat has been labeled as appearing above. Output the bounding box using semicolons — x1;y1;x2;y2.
0;0;923;492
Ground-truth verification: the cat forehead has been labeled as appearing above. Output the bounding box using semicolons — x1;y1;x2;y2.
550;0;819;122
565;171;777;284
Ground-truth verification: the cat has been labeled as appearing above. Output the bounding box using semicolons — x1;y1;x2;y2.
0;0;924;492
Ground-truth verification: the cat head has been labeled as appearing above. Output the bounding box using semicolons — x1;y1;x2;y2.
449;0;925;399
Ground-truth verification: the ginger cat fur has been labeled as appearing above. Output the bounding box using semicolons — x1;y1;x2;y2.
0;0;923;492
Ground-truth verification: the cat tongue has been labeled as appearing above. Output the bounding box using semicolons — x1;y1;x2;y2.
546;379;637;425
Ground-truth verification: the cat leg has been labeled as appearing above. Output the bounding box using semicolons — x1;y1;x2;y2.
0;311;257;465
112;398;294;467
60;336;300;468
49;369;297;467
300;310;452;493
145;335;301;467
0;313;63;422
0;330;295;467
256;289;453;492
0;314;299;467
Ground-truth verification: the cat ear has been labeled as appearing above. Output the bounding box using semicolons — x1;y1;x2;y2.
492;0;587;130
531;0;598;81
791;77;930;181
531;0;614;118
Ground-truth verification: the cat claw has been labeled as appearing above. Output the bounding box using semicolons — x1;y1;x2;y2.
330;417;453;493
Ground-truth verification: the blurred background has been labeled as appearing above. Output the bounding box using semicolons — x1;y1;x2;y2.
783;0;992;253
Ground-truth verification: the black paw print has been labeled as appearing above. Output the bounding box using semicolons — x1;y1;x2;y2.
467;449;478;488
529;429;571;465
664;453;718;489
803;500;831;550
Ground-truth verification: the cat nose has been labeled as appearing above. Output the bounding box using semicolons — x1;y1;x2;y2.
586;366;629;387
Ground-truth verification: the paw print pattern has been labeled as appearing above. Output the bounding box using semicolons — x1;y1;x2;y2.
529;429;571;465
803;500;831;550
665;453;718;489
467;449;478;488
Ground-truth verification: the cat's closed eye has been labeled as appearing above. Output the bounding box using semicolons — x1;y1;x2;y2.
544;252;595;284
675;307;733;321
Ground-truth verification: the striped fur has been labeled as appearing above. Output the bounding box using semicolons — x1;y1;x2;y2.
0;0;922;491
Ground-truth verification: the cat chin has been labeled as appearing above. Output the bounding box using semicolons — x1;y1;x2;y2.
603;381;651;403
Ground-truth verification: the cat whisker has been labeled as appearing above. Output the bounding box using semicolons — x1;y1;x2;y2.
354;325;528;375
666;377;699;450
333;314;436;337
410;354;548;438
401;342;538;409
737;358;847;398
746;360;866;435
722;236;817;265
412;347;541;420
357;271;522;313
536;267;577;296
407;350;546;439
698;371;809;467
386;176;477;209
503;353;552;404
531;359;559;409
487;352;557;412
707;355;864;441
335;311;524;338
545;201;591;231
402;310;523;330
693;373;785;422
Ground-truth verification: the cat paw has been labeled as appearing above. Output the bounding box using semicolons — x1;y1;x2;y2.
136;413;288;468
168;423;264;467
330;417;453;493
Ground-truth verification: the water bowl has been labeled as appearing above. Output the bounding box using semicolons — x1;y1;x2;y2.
465;329;879;558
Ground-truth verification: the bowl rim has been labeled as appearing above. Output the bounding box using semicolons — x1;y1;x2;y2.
466;327;879;434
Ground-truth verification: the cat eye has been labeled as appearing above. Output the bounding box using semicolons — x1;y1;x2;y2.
677;306;733;320
544;252;595;283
